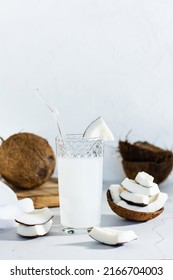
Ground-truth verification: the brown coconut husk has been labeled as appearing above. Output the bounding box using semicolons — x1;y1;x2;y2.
122;159;173;184
119;140;173;163
107;190;164;222
0;133;56;189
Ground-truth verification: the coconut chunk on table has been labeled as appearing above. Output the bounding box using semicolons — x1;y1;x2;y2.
89;227;137;245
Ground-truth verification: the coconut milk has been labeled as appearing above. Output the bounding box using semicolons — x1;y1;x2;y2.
58;157;103;229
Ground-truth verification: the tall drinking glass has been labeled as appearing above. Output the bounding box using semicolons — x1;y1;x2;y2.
56;135;104;231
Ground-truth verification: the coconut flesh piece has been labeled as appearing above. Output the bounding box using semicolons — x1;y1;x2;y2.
17;219;53;237
89;226;137;245
120;190;158;206
135;171;154;188
0;198;34;229
117;192;168;213
15;207;54;226
108;184;124;203
109;184;167;213
121;178;160;196
0;180;17;206
83;117;114;140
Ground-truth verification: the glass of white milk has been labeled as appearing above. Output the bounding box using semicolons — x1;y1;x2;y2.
56;135;104;232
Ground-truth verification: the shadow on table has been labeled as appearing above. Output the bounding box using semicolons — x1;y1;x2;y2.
49;213;141;237
53;212;141;229
0;213;141;241
0;228;30;241
57;240;126;251
101;214;141;227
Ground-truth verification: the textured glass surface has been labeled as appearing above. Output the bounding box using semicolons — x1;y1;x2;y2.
56;135;104;158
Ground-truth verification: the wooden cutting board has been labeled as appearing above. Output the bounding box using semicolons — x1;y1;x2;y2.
9;177;59;209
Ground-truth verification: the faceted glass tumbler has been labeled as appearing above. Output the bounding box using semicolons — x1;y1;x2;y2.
56;135;104;232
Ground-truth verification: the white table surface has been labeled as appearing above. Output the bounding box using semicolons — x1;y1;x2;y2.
0;180;173;260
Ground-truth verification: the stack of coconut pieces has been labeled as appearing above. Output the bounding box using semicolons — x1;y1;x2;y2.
0;179;54;237
107;171;168;222
15;207;54;238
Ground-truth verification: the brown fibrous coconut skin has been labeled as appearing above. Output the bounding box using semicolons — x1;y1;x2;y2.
122;159;173;184
118;140;173;184
107;190;164;222
0;133;56;189
119;140;173;163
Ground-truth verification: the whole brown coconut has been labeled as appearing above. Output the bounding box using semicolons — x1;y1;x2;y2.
0;133;56;189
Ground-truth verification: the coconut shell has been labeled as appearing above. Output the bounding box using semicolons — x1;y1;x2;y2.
122;159;173;184
0;133;56;189
107;190;164;222
119;140;173;163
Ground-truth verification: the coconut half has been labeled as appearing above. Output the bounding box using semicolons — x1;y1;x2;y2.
17;219;53;238
122;160;173;184
119;140;173;163
89;226;137;245
118;192;167;212
15;207;53;226
83;117;114;140
107;190;164;222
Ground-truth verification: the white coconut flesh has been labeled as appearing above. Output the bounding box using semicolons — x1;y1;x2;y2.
120;190;158;206
17;219;53;237
83;117;114;140
0;180;17;206
135;171;154;187
89;227;137;245
108;184;124;203
118;192;168;213
121;178;160;196
15;207;54;226
109;184;168;213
